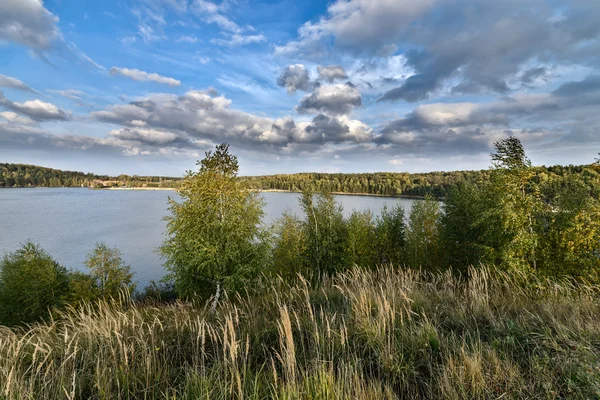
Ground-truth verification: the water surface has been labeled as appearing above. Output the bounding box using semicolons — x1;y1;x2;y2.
0;188;416;285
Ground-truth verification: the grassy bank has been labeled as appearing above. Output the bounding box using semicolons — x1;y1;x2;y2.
1;266;599;399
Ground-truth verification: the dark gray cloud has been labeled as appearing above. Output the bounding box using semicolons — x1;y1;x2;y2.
552;75;600;97
0;74;39;93
280;0;600;102
0;0;61;49
0;91;71;121
520;67;548;85
296;83;362;115
317;65;348;82
277;64;313;93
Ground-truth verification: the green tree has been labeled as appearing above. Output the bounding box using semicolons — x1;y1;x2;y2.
375;204;405;266
85;243;136;299
441;183;486;270
271;211;307;280
0;242;70;326
482;137;542;271
346;209;377;267
161;144;269;299
405;197;442;270
300;190;349;278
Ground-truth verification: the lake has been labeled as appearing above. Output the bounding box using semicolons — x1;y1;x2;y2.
0;188;417;286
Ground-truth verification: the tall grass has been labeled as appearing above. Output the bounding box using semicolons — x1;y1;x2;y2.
1;266;600;399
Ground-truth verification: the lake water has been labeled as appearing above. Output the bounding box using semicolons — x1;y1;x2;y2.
0;188;417;286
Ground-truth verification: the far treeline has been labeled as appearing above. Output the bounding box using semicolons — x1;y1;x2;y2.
0;163;182;188
240;164;600;198
3;161;600;199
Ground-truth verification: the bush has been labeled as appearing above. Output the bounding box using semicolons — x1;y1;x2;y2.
85;243;136;299
0;242;70;326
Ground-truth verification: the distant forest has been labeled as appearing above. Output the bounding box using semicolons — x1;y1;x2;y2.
2;162;600;198
0;163;182;189
240;164;600;198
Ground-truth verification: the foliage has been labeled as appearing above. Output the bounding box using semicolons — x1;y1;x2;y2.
271;211;307;280
440;183;486;270
85;243;136;299
346;209;378;267
374;204;406;265
405;196;442;269
300;190;349;277
0;242;70;326
160;144;270;299
2;266;600;399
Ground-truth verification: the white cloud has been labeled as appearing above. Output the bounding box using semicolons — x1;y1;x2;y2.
175;35;199;43
47;89;86;100
211;34;266;46
0;91;71;121
109;67;181;87
0;111;36;125
0;74;38;93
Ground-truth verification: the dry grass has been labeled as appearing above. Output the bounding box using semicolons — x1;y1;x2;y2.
1;266;600;399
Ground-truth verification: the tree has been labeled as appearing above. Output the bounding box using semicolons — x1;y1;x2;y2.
300;190;349;278
271;211;307;280
85;243;136;299
346;209;377;267
0;242;70;326
441;183;486;270
161;144;269;299
483;137;541;271
405;197;442;269
375;204;405;266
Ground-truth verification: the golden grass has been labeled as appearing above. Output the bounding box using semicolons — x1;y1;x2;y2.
1;266;600;399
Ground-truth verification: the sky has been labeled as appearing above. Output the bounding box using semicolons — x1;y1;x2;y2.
0;0;599;176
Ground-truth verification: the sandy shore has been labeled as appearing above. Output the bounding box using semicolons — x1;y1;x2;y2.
106;187;177;191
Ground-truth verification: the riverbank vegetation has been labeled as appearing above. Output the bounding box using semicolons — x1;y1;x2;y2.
1;141;600;398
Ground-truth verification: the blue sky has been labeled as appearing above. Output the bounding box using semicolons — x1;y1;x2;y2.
0;0;599;176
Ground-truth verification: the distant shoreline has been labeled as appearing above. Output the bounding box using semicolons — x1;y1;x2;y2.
0;186;428;199
106;187;177;191
257;189;428;199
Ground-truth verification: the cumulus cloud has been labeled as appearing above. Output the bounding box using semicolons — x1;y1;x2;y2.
277;64;313;94
317;65;348;82
109;67;181;87
211;33;266;46
0;74;39;93
0;91;71;121
88;90;374;156
0;0;61;49
296;83;362;115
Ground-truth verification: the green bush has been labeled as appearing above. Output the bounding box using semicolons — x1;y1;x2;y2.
85;243;136;299
0;242;70;326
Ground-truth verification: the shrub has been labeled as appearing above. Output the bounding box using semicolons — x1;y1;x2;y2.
0;242;70;326
85;243;136;299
